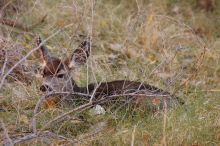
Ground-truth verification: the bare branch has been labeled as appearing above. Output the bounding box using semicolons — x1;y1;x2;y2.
12;133;37;145
161;99;168;146
0;50;8;79
131;125;137;146
10;131;76;145
89;80;103;103
32;96;45;134
38;91;169;132
0;23;74;89
1;120;14;146
0;15;47;32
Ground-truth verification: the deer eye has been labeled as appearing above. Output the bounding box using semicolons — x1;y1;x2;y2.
57;74;65;78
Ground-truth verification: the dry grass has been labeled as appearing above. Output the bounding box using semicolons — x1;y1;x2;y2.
0;0;220;145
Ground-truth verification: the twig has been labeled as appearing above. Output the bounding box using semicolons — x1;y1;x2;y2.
172;46;206;95
201;89;220;92
42;91;169;100
12;133;37;145
43;91;90;98
1;120;14;146
89;80;103;103
135;0;140;13
32;91;90;134
11;131;76;145
154;14;206;48
0;15;47;31
39;100;94;132
0;18;28;31
32;96;45;134
161;100;167;146
76;122;108;144
38;92;169;132
0;22;74;90
131;125;137;146
0;50;8;79
113;96;135;115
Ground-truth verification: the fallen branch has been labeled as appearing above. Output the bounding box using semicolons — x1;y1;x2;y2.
31;91;92;134
6;131;76;145
0;15;47;31
12;133;36;145
37;91;170;132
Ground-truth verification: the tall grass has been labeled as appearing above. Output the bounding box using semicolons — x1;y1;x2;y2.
0;0;220;145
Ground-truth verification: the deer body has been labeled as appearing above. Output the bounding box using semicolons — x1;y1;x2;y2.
62;80;169;97
37;37;182;107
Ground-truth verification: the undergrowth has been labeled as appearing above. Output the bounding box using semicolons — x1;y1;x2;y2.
0;0;220;145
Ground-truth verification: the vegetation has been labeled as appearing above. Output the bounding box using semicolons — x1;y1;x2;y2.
0;0;219;145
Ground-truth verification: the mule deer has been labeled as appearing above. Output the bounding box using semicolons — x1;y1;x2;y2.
37;37;183;108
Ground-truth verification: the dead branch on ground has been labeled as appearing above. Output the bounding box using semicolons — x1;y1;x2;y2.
0;15;47;32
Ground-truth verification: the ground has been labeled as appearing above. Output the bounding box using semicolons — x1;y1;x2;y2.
0;0;220;145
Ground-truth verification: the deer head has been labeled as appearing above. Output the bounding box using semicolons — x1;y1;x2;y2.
37;37;90;93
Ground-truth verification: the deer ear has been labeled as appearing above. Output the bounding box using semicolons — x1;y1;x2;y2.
68;40;90;68
36;36;51;65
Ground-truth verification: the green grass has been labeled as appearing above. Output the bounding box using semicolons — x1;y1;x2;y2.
0;0;220;145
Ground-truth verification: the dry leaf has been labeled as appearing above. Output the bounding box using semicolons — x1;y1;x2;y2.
152;98;161;106
148;54;158;64
43;96;61;109
20;115;29;124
